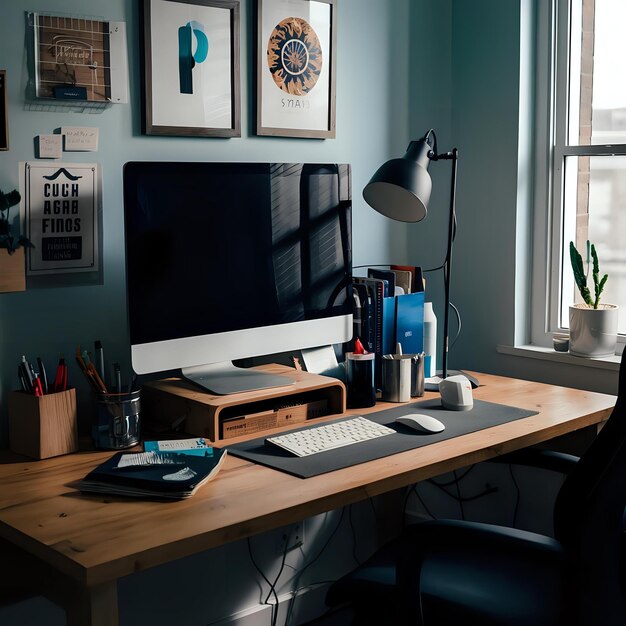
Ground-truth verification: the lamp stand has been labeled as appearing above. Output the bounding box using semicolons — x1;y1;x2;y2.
425;148;479;389
430;147;458;381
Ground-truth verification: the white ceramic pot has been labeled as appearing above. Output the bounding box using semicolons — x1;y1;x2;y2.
569;304;619;357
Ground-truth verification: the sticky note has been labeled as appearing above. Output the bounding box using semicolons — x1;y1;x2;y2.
62;126;99;151
38;134;62;159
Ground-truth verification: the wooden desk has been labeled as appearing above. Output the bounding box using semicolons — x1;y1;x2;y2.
0;372;615;626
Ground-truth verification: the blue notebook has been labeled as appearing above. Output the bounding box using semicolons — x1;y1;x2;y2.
382;291;425;355
77;448;227;499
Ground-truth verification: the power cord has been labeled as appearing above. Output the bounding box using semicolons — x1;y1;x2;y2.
285;508;346;625
509;464;521;528
348;504;361;566
247;534;289;626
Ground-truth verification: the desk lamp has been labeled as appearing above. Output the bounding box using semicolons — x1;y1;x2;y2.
363;129;476;386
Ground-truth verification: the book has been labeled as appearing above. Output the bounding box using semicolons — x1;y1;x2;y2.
77;448;227;499
395;291;425;354
367;268;396;296
144;437;213;457
354;277;386;387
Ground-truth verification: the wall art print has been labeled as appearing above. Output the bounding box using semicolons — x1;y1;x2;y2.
257;0;336;138
142;0;241;137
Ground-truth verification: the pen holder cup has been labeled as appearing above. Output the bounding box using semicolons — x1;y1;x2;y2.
93;389;141;450
345;352;376;409
382;356;413;403
8;388;78;459
409;354;425;398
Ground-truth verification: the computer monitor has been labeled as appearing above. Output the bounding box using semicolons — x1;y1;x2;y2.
123;162;353;394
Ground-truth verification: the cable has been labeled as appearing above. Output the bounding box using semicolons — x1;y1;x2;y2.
428;465;475;487
427;478;498;503
247;533;291;626
449;302;462;347
247;536;281;625
348;504;361;565
411;483;436;520
452;470;466;520
402;484;414;527
285;508;346;625
264;537;289;606
509;463;521;528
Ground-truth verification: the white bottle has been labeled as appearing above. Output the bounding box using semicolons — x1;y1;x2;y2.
423;302;437;378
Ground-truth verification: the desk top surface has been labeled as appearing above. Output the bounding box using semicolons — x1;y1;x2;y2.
0;372;615;587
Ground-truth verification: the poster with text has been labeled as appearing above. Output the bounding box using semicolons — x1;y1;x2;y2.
257;0;335;138
22;162;99;275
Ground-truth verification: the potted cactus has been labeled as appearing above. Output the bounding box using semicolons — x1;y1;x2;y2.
569;240;618;357
0;187;32;293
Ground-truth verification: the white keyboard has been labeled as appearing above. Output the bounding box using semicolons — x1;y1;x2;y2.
265;416;395;457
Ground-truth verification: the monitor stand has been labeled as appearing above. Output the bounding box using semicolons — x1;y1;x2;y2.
182;362;295;395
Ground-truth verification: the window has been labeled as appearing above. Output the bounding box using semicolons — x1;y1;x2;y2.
532;0;626;348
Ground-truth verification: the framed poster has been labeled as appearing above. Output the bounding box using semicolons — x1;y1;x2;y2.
22;163;100;276
142;0;241;137
256;0;336;138
0;70;7;150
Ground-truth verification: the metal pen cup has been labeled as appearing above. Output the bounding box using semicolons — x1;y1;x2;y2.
382;355;412;402
93;389;141;450
409;353;425;397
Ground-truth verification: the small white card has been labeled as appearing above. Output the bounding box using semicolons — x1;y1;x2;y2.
62;126;99;151
38;134;62;159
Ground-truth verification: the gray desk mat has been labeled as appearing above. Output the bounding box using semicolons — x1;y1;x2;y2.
226;399;538;478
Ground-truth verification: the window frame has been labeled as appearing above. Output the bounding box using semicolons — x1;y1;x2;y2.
530;0;626;352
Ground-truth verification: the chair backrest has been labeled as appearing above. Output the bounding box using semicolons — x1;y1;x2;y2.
553;351;626;624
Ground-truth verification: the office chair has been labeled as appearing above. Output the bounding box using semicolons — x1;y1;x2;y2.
326;351;626;626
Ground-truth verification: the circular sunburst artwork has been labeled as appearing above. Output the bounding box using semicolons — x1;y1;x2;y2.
267;17;322;95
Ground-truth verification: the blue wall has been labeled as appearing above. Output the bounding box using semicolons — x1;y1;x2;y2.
0;1;450;625
0;0;435;445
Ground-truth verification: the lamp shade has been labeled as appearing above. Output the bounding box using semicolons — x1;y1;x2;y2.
362;137;433;223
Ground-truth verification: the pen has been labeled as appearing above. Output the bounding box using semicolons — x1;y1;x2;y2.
82;349;91;367
53;357;67;393
114;362;122;393
76;347;102;393
17;365;28;392
94;340;106;387
21;355;34;391
88;362;108;394
37;357;48;394
33;375;43;397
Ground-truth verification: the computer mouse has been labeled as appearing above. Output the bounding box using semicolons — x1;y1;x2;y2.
395;414;445;434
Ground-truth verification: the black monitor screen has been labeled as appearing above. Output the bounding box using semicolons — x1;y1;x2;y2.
123;162;352;347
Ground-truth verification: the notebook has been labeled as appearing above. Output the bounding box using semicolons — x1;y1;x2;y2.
78;448;227;499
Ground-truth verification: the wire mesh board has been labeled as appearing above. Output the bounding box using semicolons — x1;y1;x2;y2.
32;13;112;102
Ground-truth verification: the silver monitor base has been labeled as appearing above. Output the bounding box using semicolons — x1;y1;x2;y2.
182;361;295;395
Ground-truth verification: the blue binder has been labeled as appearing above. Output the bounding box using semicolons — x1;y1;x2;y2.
382;291;425;355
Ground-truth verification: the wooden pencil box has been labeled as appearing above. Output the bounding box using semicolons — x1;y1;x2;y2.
8;388;78;459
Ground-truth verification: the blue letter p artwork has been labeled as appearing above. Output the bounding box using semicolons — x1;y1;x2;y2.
178;20;209;94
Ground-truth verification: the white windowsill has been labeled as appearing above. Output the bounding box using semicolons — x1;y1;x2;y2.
497;344;621;372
